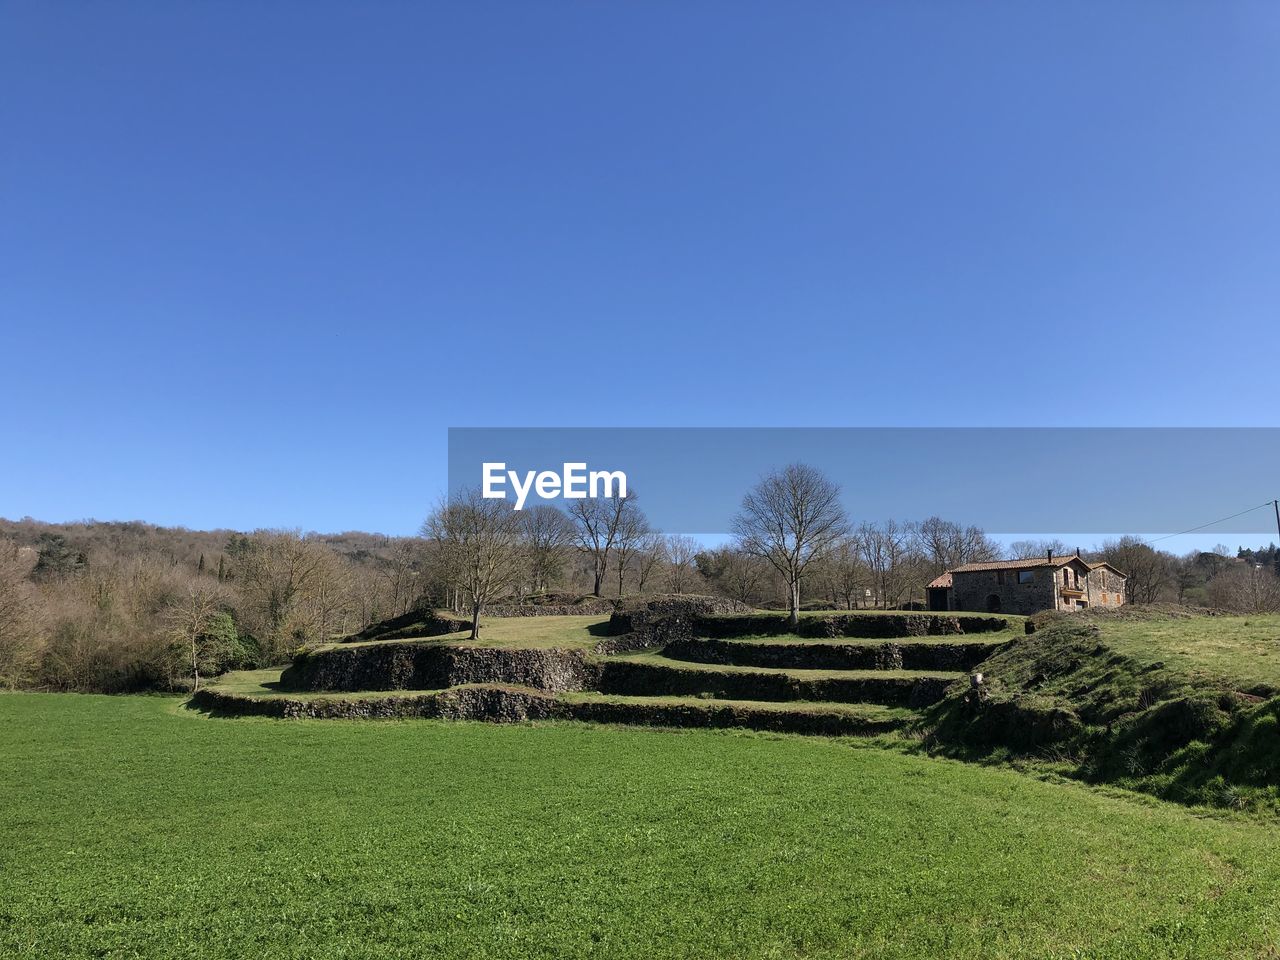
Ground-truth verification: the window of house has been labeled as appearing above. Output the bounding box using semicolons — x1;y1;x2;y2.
1018;570;1034;584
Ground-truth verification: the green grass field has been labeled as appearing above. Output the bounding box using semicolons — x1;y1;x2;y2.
1091;612;1280;689
3;693;1280;959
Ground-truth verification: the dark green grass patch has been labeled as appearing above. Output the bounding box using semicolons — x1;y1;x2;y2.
3;694;1280;958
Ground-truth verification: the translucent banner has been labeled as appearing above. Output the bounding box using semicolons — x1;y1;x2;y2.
448;427;1280;536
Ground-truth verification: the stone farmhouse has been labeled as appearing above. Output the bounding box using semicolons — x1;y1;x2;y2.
926;551;1128;615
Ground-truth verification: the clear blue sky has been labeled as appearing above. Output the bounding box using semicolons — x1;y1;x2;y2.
3;3;1278;536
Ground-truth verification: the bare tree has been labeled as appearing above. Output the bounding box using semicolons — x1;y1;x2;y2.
634;532;666;595
1099;536;1175;604
1172;553;1203;604
914;517;998;575
1198;548;1233;581
347;563;385;630
858;521;916;609
519;505;578;595
1208;565;1280;613
663;535;701;595
423;489;522;639
164;577;233;691
612;507;652;597
231;530;334;659
569;493;637;597
0;544;39;687
822;536;866;610
700;546;768;605
378;538;427;618
295;551;358;641
732;463;849;627
1009;538;1070;560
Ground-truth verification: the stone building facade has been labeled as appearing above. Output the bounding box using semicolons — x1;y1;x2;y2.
927;553;1127;615
1086;562;1128;608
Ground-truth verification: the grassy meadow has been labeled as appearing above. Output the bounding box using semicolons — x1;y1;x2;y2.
4;693;1280;959
1095;612;1280;689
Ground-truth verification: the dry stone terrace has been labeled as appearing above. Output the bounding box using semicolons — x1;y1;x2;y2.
198;597;1022;735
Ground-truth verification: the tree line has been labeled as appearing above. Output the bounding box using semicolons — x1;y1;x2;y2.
416;470;1004;636
2;466;1277;689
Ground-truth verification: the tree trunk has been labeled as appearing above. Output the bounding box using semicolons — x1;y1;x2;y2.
470;604;481;640
788;578;800;628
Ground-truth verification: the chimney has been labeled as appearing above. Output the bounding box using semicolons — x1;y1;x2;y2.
1047;549;1054;562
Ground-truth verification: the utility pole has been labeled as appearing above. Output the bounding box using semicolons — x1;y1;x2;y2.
1274;500;1280;574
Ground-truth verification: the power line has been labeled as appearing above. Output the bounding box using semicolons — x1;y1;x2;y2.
1143;501;1277;545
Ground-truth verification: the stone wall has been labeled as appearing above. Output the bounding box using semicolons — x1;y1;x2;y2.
443;646;599;692
1087;567;1128;607
596;659;953;707
606;595;753;649
563;699;903;737
282;643;599;694
485;599;618;617
662;637;1006;672
190;685;908;736
951;569;1057;616
341;610;469;644
189;684;561;721
694;612;1010;639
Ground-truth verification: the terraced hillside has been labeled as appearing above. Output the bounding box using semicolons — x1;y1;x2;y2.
195;599;1019;736
190;602;1280;815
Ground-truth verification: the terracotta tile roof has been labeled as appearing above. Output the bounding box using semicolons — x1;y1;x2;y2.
949;555;1085;574
927;573;953;589
1087;561;1128;577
